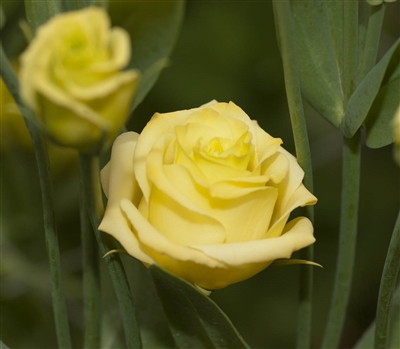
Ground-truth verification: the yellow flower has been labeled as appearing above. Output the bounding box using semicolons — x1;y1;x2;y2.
99;101;317;290
394;105;400;166
20;6;139;153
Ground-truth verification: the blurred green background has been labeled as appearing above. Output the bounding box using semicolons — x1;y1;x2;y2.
1;1;399;348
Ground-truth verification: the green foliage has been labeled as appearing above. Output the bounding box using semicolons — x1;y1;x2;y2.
24;0;62;32
290;0;399;148
149;265;250;349
108;0;185;112
290;0;345;128
342;39;400;147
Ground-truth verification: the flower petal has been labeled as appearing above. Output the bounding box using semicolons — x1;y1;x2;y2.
99;132;151;263
192;216;315;266
120;198;225;268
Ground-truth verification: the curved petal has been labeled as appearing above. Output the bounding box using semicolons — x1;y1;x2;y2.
120;199;225;268
99;132;151;262
146;135;226;244
191;217;315;266
162;163;277;242
134;110;193;202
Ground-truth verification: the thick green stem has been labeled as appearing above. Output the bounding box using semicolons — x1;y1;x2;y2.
374;210;400;349
273;2;314;348
0;45;71;349
322;131;361;349
79;182;101;349
343;0;359;101
359;3;386;82
78;154;142;349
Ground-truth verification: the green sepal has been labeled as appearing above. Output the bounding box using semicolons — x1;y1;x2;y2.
341;38;400;146
290;0;345;127
149;265;251;349
271;259;323;268
108;0;185;113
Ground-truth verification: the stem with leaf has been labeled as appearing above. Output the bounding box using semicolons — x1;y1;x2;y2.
272;2;315;348
375;210;400;349
78;154;142;349
322;131;361;349
322;1;361;347
359;3;386;82
0;45;72;349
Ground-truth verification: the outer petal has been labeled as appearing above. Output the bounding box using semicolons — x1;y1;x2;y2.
99;132;152;263
120;198;225;269
192;217;315;266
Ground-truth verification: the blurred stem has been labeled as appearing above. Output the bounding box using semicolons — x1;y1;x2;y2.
78;154;142;349
343;0;358;101
375;210;400;349
359;3;386;82
322;131;361;349
24;0;63;32
273;2;314;348
79;182;101;349
0;45;72;349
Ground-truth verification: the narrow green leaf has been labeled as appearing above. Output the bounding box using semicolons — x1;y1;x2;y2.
24;0;63;33
108;0;185;112
290;0;345;127
353;321;375;349
150;265;250;349
0;340;10;349
128;260;176;349
365;74;400;148
341;39;400;140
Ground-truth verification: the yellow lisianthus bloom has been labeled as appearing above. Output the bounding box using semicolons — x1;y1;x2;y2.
99;101;317;290
20;7;140;153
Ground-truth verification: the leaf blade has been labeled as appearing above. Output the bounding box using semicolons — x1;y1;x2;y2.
150;265;251;349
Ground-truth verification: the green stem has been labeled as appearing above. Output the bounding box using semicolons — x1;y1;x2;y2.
272;2;314;348
0;45;72;349
322;131;361;349
359;3;386;82
79;182;101;349
78;154;142;349
375;210;400;349
343;0;359;101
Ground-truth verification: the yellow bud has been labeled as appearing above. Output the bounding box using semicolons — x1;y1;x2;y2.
20;6;140;153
